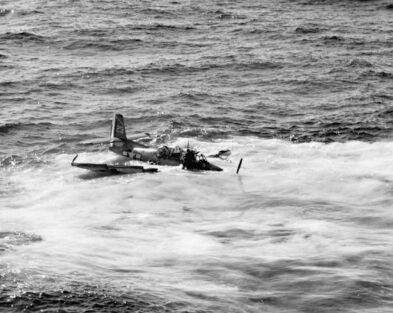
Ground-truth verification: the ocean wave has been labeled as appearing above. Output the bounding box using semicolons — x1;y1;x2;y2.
3;109;391;147
295;25;323;34
186;6;248;20
38;81;80;91
320;35;388;48
63;40;122;51
298;0;380;5
74;28;114;37
373;93;393;100
0;154;23;167
0;231;42;252
139;8;178;17
0;81;22;89
152;120;230;144
283;77;353;95
138;60;283;76
211;9;247;20
242;27;275;35
0;282;190;313
172;127;229;140
63;38;144;51
96;68;135;77
322;35;345;43
377;107;393;117
0;122;54;135
0;31;46;43
0;8;11;17
103;85;141;94
16;9;44;16
360;70;393;79
0;122;20;134
347;58;374;68
175;91;220;102
286;123;390;143
132;23;195;31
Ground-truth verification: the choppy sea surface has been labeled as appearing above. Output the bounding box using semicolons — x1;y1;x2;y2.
1;0;393;312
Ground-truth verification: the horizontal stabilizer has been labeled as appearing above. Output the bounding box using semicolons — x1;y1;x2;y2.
81;138;110;145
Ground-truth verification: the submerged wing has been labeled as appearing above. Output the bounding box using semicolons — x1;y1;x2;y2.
71;155;157;173
71;155;112;172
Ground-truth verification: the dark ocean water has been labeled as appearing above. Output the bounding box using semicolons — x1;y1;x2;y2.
1;0;393;312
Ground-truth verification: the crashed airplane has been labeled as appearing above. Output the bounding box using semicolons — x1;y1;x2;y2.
72;113;228;174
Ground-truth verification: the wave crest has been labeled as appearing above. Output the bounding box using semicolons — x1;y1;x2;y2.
0;31;46;43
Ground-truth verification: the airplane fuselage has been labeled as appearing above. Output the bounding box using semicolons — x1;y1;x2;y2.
109;138;183;165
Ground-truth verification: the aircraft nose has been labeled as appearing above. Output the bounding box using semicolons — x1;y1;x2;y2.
210;163;223;171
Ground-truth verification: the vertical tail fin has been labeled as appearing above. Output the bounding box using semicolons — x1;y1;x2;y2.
111;113;127;141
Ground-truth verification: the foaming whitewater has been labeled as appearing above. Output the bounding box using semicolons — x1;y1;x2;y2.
2;138;393;312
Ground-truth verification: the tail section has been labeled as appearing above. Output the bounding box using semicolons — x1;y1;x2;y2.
109;113;148;156
111;113;127;141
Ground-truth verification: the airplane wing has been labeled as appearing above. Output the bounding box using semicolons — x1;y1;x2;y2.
71;155;157;174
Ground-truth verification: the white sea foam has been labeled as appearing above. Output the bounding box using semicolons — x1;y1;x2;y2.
2;138;393;304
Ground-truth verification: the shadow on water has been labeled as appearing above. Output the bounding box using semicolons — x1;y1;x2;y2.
77;170;159;180
77;170;122;180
